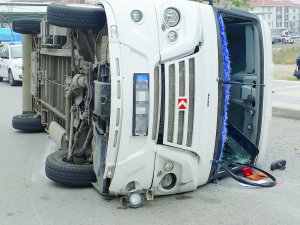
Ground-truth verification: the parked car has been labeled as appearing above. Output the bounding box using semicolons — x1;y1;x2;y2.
293;54;300;79
12;0;273;208
271;29;294;44
0;42;22;86
281;30;294;44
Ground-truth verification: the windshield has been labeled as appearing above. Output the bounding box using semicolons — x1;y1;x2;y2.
11;45;22;59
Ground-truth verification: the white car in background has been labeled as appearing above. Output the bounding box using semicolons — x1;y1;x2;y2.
0;42;22;86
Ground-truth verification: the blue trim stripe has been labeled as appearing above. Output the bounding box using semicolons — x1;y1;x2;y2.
217;14;231;171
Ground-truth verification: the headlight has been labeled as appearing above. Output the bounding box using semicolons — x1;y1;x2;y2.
131;10;143;23
160;173;177;190
164;8;180;27
167;31;178;42
128;193;144;208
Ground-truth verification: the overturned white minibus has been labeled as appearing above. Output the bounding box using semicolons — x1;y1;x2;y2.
12;0;273;207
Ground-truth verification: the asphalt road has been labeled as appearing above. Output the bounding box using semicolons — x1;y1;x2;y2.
272;80;300;120
273;80;300;106
0;80;300;225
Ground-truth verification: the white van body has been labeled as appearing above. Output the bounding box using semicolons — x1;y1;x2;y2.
15;0;273;204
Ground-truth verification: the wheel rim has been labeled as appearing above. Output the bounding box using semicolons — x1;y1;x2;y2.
61;155;92;165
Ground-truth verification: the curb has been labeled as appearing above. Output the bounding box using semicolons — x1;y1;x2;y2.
272;106;300;120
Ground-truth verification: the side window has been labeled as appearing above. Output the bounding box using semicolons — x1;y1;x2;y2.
0;48;4;58
0;47;9;59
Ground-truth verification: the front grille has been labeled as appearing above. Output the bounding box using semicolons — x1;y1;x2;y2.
164;56;195;149
152;67;160;140
187;58;195;147
167;64;175;143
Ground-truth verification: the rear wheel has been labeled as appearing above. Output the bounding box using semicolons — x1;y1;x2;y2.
8;70;17;86
0;77;3;82
47;4;106;30
12;114;44;132
45;150;96;187
12;18;41;34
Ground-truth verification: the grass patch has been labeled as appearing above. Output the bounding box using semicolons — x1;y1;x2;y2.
274;70;300;81
273;46;300;64
273;64;297;80
285;77;300;81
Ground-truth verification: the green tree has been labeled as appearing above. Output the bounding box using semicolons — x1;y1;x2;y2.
230;0;250;8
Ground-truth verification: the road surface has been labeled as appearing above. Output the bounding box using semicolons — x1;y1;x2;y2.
272;80;300;112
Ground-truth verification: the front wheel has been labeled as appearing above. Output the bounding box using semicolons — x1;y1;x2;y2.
45;150;96;187
0;77;3;82
8;70;18;86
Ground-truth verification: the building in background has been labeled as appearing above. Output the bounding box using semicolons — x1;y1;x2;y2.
250;0;300;33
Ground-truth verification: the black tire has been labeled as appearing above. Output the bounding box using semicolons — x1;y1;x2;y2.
0;77;3;82
8;70;17;86
45;150;96;187
12;18;41;34
12;114;44;132
47;4;106;30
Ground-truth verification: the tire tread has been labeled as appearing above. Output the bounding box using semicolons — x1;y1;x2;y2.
12;114;44;132
45;150;96;187
47;4;106;30
12;18;41;34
